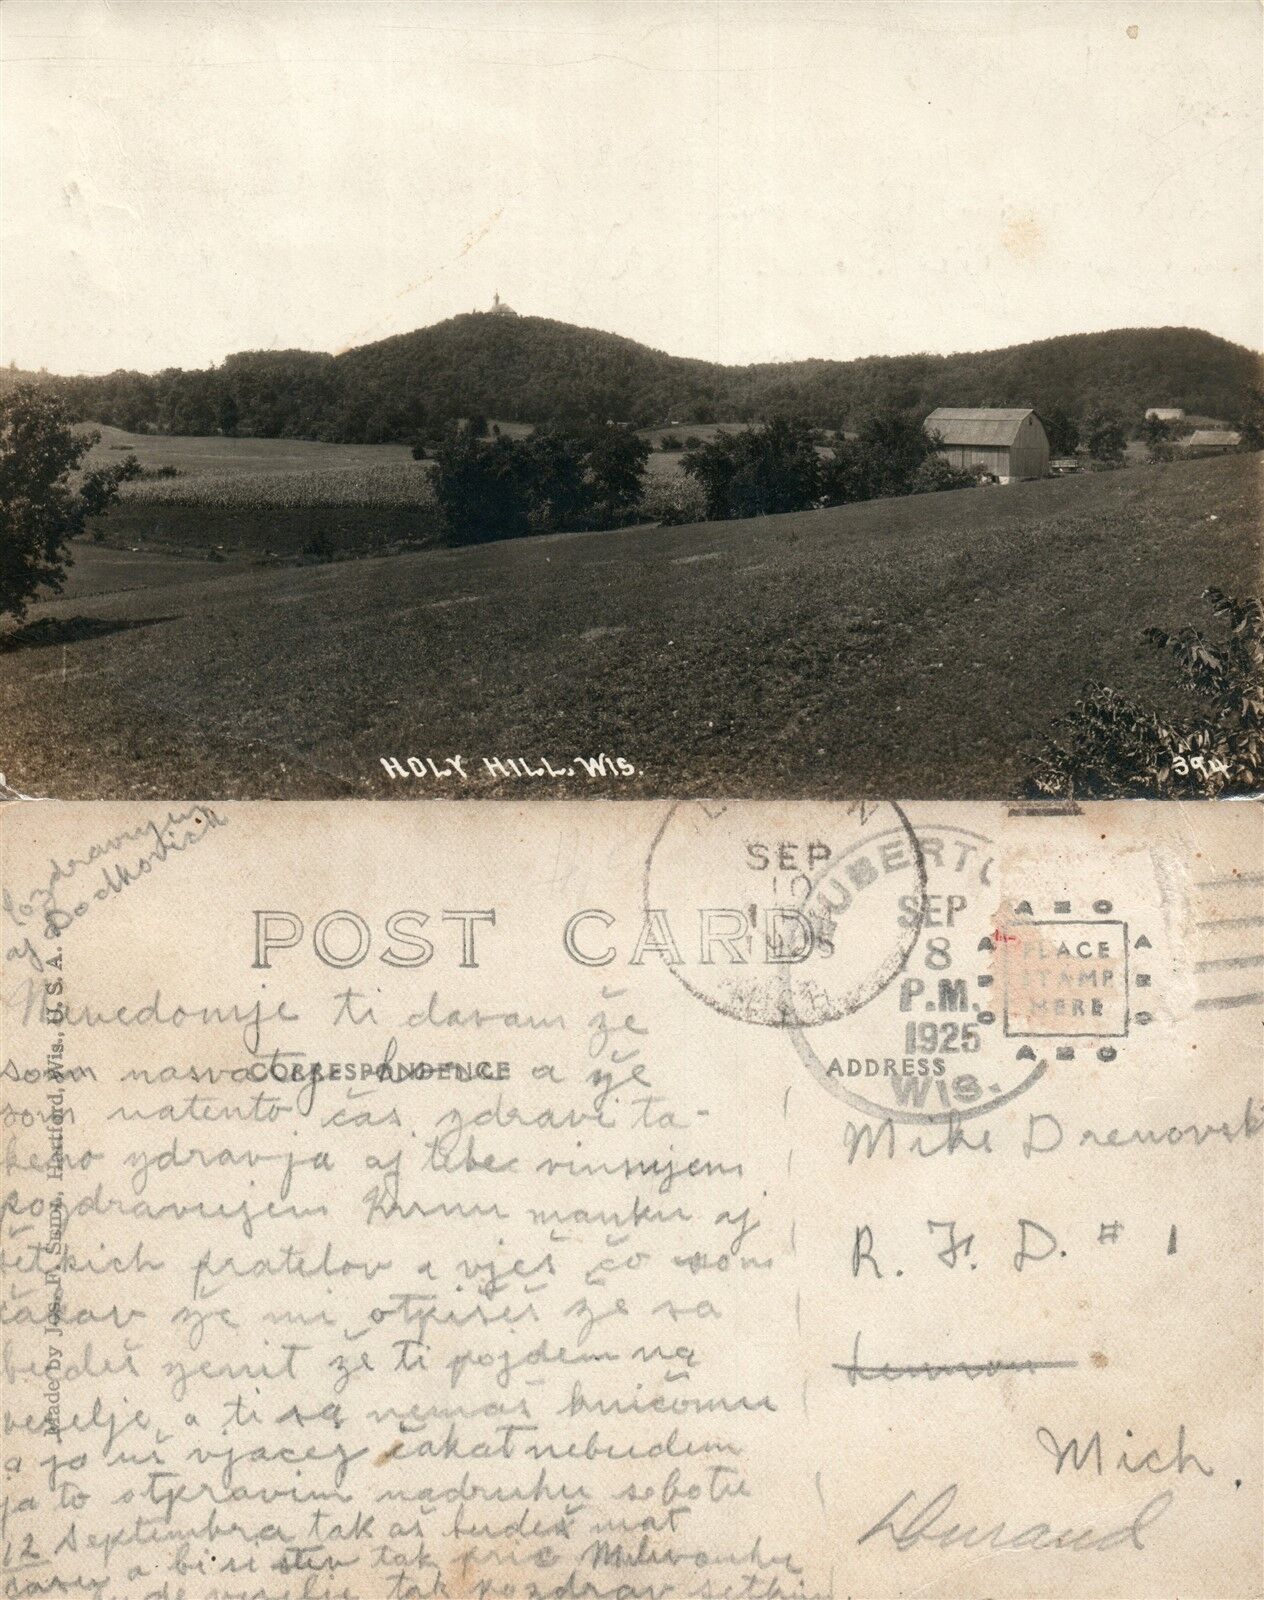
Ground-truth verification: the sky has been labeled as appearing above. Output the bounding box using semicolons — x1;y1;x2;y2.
3;0;1261;375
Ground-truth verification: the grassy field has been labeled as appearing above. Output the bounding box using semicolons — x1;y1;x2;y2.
96;501;444;557
83;423;419;474
82;423;685;541
2;453;1257;799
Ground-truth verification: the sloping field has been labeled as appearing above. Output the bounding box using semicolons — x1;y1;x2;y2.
82;423;418;475
1;454;1257;799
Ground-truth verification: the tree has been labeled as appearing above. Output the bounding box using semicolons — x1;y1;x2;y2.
1084;410;1127;467
1237;385;1264;451
431;425;532;542
6;324;1257;446
217;391;240;437
682;419;820;520
432;422;649;542
1141;413;1174;463
856;408;937;497
518;429;592;532
157;367;228;435
1;386;137;623
582;424;650;522
820;406;940;504
1042;406;1080;457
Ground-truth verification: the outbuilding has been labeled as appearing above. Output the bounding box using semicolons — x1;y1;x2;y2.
1183;429;1240;453
1145;407;1185;422
924;407;1050;483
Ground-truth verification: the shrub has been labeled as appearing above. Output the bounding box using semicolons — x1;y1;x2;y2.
1084;410;1127;467
302;527;338;562
909;454;978;494
1026;588;1264;797
640;470;708;526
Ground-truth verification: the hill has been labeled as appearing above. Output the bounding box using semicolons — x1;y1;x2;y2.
337;318;1261;429
4;317;1259;443
2;453;1257;799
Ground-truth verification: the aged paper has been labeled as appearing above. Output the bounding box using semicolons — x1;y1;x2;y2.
1;799;1261;1599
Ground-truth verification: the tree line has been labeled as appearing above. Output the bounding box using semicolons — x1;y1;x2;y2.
430;392;1264;542
5;382;1262;623
3;316;1258;444
432;411;997;543
429;418;651;541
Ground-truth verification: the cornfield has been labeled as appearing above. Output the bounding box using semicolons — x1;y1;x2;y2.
120;462;437;510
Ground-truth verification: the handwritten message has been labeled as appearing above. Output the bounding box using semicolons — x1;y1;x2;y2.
2;801;1259;1598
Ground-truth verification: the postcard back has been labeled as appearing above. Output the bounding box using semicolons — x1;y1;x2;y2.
1;799;1260;1598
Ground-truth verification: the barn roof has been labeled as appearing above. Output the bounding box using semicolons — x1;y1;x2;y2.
924;407;1037;447
1185;429;1240;447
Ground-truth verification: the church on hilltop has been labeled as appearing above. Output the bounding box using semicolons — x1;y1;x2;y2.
486;292;517;317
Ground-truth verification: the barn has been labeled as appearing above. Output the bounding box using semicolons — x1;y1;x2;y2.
1146;407;1185;422
924;407;1050;483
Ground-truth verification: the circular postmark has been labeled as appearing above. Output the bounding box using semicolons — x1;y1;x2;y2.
641;799;929;1029
784;817;1047;1125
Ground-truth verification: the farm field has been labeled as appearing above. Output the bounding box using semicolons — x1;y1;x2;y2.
82;424;443;554
83;423;419;475
81;423;688;543
2;453;1257;800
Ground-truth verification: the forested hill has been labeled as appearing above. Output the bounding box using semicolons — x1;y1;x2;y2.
6;315;1259;442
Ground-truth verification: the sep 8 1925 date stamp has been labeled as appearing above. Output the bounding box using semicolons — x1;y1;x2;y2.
795;847;1160;1124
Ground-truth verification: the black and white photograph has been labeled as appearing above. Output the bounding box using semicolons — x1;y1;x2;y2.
2;0;1260;800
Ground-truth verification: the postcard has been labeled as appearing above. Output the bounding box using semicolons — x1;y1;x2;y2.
0;0;1260;800
1;798;1260;1597
2;3;1261;1597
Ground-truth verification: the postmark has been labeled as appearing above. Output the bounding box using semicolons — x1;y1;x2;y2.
643;802;1163;1125
641;799;929;1029
788;832;1162;1124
